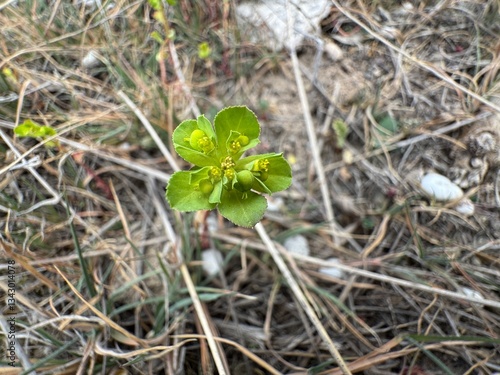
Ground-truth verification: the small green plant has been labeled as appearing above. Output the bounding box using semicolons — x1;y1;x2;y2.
14;119;58;148
198;42;212;60
166;106;292;227
332;118;349;149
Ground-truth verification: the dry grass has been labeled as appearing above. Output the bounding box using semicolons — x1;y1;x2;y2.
1;0;500;374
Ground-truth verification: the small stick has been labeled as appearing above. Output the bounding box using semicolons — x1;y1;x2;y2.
285;1;343;245
117;90;180;172
255;222;352;375
330;0;500;113
179;263;228;375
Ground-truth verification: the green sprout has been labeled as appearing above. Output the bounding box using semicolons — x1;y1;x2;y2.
166;106;292;227
14;119;58;148
198;42;212;60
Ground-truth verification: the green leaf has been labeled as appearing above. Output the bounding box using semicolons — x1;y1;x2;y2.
209;181;223;204
252;177;272;195
196;115;216;140
166;171;216;212
172;119;218;166
372;114;399;148
218;189;267;228
377;115;399;134
214;106;260;159
259;154;292;193
238;153;292;194
40;126;56;137
332;119;349;148
235;152;276;170
15;120;56;138
188;166;211;184
14;122;37;137
188;167;223;204
150;31;164;44
148;0;162;10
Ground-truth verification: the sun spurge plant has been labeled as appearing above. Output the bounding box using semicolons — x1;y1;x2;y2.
166;106;292;227
14;119;58;148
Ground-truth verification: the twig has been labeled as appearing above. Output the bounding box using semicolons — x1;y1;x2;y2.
292;255;500;309
0;128;62;215
54;266;148;346
255;222;352;374
59;137;171;182
330;0;500;113
324;112;492;172
0;0;17;11
209;232;500;309
117;90;180;172
285;1;342;245
174;333;282;375
168;40;201;118
179;263;227;375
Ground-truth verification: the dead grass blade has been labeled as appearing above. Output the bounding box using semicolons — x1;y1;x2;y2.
179;262;229;375
255;222;352;375
293;255;500;309
1;242;58;291
330;0;500;112
174;334;283;375
54;266;147;347
117;90;180;172
286;4;342;246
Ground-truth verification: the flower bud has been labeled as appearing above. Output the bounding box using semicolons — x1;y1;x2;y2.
198;136;214;153
259;170;269;181
225;168;235;180
199;179;214;195
221;156;235;170
236;135;249;146
236;170;254;191
188;129;206;150
229;141;241;154
252;158;269;172
209;166;222;182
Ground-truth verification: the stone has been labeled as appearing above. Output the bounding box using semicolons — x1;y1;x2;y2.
283;234;310;257
201;248;224;276
420;172;464;201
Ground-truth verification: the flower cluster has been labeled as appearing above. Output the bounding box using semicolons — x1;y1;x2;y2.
166;106;292;227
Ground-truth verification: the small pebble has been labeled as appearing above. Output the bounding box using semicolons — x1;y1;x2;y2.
460;287;485;307
118;142;131;150
319;258;345;279
420;172;463;201
454;199;475;216
324;40;343;61
201;249;224;276
267;196;284;212
283;234;310;257
81;50;102;68
206;214;219;233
